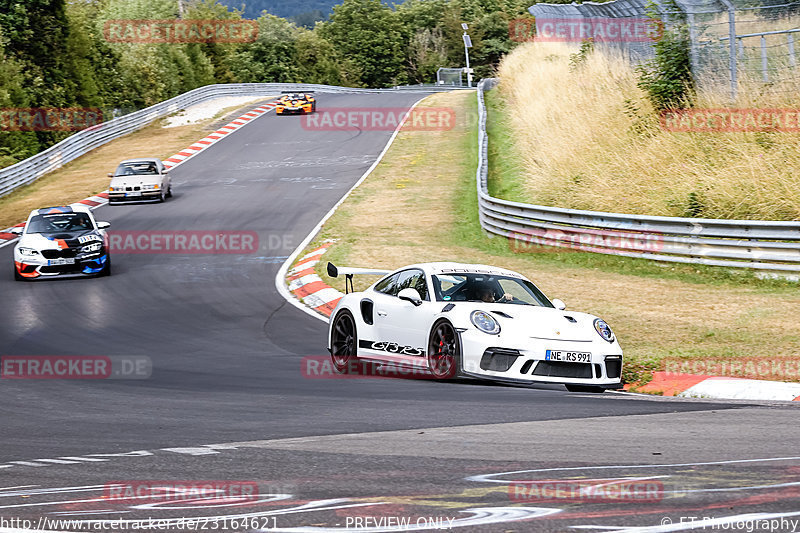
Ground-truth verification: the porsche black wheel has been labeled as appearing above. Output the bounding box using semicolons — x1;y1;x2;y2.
331;311;358;373
427;321;460;380
565;384;605;393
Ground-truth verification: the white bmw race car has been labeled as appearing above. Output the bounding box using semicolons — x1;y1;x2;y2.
326;262;623;392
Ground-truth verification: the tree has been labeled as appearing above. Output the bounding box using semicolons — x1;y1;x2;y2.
320;0;406;88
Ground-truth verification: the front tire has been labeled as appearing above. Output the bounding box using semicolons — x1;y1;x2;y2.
427;320;461;379
330;311;358;373
13;265;23;281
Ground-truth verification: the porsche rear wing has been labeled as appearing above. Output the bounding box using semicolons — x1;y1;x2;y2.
327;262;391;293
281;90;315;93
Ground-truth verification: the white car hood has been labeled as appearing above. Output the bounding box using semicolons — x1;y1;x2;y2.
17;233;68;251
453;303;599;342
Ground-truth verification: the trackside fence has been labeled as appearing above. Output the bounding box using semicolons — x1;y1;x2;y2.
476;78;800;275
0;82;456;199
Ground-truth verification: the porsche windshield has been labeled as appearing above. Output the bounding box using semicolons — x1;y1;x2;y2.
432;273;553;307
27;213;93;234
115;162;159;176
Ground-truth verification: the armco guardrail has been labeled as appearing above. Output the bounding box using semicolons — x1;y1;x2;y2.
476;79;800;273
0;82;458;199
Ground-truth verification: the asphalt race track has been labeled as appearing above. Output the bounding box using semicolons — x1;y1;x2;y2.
1;91;799;532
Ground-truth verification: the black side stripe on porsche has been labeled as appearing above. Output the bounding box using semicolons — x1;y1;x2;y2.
358;340;425;357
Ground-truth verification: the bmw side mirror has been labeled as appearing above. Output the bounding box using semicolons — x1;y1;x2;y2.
107;173;113;178
398;288;423;306
97;221;111;229
9;226;23;235
552;298;566;310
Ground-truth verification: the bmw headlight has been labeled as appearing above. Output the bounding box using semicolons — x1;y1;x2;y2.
471;310;500;335
110;186;124;192
18;247;39;257
594;318;615;343
81;242;103;253
142;184;159;190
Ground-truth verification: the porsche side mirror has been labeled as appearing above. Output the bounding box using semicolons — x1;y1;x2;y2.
9;226;23;235
97;221;111;229
398;288;423;307
552;298;566;310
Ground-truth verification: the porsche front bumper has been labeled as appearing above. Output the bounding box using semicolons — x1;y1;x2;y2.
458;329;622;388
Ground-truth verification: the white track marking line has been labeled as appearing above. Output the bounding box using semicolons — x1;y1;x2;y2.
466;456;800;483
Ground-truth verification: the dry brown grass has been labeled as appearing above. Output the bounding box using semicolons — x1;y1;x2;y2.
495;41;800;220
0;98;274;229
309;90;800;371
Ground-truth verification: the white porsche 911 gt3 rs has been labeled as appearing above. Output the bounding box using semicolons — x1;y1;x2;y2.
326;262;623;392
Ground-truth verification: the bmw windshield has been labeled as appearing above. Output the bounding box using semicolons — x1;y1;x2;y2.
114;162;159;176
27;213;93;234
432;273;553;307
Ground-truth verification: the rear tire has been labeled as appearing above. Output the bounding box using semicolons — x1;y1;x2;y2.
565;384;605;393
330;311;358;374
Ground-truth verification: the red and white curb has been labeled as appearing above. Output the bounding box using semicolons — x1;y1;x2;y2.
163;102;276;170
286;242;343;317
0;100;276;249
627;371;800;402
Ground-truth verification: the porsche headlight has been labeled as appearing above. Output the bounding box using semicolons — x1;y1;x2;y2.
18;247;39;256
471;310;500;335
594;318;615;343
81;242;103;253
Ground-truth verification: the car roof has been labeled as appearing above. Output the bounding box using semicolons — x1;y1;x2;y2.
31;205;92;216
403;262;527;279
117;158;161;165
